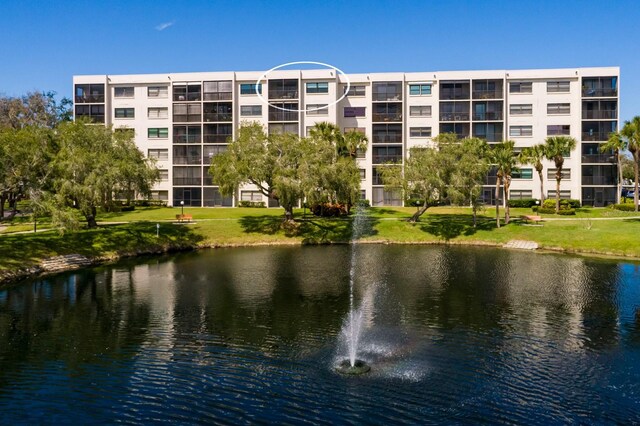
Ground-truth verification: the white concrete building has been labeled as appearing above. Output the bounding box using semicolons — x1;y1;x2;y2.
73;67;619;207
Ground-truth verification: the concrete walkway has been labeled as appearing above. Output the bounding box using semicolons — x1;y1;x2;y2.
503;240;539;250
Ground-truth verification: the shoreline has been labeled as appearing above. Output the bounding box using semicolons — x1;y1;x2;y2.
2;237;639;288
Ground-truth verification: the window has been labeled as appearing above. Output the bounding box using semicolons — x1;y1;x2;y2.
509;82;532;93
148;149;168;160
173;84;201;101
240;105;262;116
359;169;366;180
268;123;298;135
306;104;328;115
410;105;432;117
547;190;571;199
344;107;366;117
203;145;227;162
410;127;432;137
509;104;532;115
240;83;262;95
373;82;403;101
75;104;105;123
75;84;105;103
409;84;432;96
148;107;168;119
547;169;571;180
114;87;134;98
509;125;532;137
148;86;168;98
512;168;533;179
173;166;201;185
159;169;169;181
150;190;168;201
148;128;169;138
173;104;201;122
510;190;533;200
547;103;570;114
306;82;329;94
174;126;201;143
114;108;135;118
345;85;366;97
547;125;571;136
203;81;232;100
547;81;570;93
241;191;263;202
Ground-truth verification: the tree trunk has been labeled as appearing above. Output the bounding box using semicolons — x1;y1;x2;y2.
0;193;5;220
616;151;622;205
409;201;429;223
537;167;545;202
503;177;511;225
635;151;639;213
555;168;562;214
495;177;501;228
472;206;477;228
283;205;295;223
86;206;98;229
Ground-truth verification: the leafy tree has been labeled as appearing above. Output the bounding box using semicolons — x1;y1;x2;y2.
210;122;305;223
489;140;517;227
448;137;490;227
621;117;640;211
519;144;546;202
600;131;627;204
543;136;578;213
51;120;158;229
0;91;72;130
621;155;635;182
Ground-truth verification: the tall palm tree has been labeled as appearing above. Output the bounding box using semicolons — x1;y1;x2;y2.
621;116;640;211
490;140;517;227
543;136;577;213
519;144;546;202
600;131;627;204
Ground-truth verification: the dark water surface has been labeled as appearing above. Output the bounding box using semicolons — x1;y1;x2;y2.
1;245;640;424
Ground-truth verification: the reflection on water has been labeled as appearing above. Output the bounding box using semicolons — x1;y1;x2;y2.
1;246;640;423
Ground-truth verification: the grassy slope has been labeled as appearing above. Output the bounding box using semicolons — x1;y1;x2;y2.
1;206;639;273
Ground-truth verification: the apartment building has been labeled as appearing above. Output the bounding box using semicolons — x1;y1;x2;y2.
73;67;619;207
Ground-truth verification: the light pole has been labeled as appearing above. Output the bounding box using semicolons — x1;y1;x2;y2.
180;200;184;216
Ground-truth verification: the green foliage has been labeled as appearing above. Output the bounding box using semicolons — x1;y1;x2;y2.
310;202;348;217
355;199;370;208
543;135;578;213
612;203;636;211
508;198;539;208
238;201;266;208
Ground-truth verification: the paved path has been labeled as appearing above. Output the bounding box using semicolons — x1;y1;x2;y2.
503;240;539;250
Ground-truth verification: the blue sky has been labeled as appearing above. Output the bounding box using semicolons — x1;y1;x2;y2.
1;0;638;121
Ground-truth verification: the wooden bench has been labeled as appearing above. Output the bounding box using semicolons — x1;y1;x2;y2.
520;215;543;225
176;214;193;223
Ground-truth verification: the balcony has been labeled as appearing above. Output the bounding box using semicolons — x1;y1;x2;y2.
173;156;202;165
372;93;402;102
582;110;617;120
173;177;202;185
582;132;612;141
203;92;232;101
268;89;298;100
582;88;617;97
440;113;470;121
204;113;233;122
472;112;503;121
582;154;615;163
173;114;201;123
582;176;616;185
173;134;201;144
75;94;105;103
373;154;403;164
372;134;402;144
372;112;402;122
472;89;503;100
269;111;299;122
204;134;232;143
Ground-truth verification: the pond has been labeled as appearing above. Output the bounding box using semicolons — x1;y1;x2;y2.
1;245;640;423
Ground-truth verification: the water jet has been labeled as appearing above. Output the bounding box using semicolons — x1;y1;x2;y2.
335;359;371;375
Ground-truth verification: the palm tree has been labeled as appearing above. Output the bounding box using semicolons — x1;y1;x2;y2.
621;117;640;211
490;140;517;227
600;131;627;204
543;136;577;213
519;144;546;202
340;129;368;159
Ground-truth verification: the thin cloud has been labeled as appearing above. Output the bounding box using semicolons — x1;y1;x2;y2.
155;21;174;31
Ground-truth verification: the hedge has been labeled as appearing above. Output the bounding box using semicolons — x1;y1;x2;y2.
508;198;539;208
238;201;266;208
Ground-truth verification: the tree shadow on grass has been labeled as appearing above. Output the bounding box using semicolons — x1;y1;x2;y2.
238;214;379;243
418;214;495;241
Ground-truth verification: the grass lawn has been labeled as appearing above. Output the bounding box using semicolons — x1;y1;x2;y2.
1;205;640;276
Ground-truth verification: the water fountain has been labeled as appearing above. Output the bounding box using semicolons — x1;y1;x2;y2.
335;206;371;375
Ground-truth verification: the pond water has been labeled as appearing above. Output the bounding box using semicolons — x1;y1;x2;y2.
1;245;640;423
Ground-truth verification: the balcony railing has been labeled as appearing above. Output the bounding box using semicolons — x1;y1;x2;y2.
204;113;232;122
475;133;504;143
439;90;470;100
373;155;403;164
204;134;232;143
582;110;617;120
173;177;202;185
582;154;616;163
75;94;105;103
372;134;402;144
76;114;105;123
173;156;202;165
582;88;617;97
372;113;402;122
582;176;616;185
582;132;612;141
173;135;201;144
472;90;503;99
203;93;232;101
173;115;201;123
440;113;470;121
372;93;402;102
269;111;299;121
268;90;298;100
472;112;503;121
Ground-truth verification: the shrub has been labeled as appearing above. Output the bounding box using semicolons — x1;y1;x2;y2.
542;198;580;210
405;197;424;207
355;199;370;208
612;203;636;212
556;208;576;215
121;205;135;212
133;199;167;207
310;202;348;217
508;198;538;208
238;201;266;208
536;207;556;214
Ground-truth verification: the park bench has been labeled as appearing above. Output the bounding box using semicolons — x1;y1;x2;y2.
176;214;193;223
520;215;543;225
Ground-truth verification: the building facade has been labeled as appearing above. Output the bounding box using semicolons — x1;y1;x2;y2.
73;67;619;207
